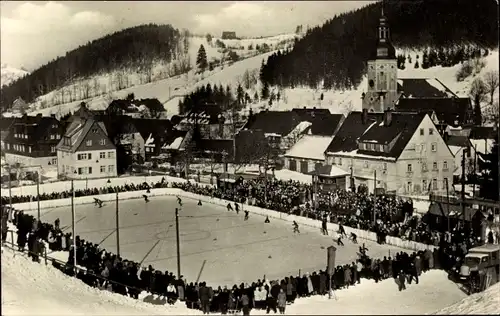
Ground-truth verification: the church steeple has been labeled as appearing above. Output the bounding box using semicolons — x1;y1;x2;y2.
374;5;395;59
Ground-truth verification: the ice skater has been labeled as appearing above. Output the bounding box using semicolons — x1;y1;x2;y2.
321;217;328;236
143;195;150;203
227;203;233;212
176;196;183;207
94;198;104;208
336;236;344;246
349;232;358;243
198;200;202;206
293;221;300;234
235;203;240;214
264;216;270;223
244;210;249;221
338;223;347;238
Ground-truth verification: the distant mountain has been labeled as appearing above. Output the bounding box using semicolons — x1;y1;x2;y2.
260;0;499;90
1;64;29;87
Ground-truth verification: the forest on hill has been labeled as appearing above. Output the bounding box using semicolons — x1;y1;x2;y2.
1;24;187;111
260;0;499;90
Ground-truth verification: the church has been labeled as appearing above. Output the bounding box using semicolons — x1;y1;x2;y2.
361;9;474;129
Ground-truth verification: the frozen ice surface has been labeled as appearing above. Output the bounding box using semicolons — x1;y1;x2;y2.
35;195;409;286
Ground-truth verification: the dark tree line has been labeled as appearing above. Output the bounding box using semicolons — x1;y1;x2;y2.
396;46;489;70
479;138;499;201
260;0;498;90
178;84;239;115
1;24;183;111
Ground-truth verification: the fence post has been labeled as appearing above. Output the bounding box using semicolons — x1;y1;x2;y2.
44;247;48;265
9;230;14;245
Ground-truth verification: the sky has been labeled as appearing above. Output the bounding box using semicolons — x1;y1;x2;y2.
1;1;374;71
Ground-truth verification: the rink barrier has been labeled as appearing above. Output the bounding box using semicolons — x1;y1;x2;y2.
10;187;437;252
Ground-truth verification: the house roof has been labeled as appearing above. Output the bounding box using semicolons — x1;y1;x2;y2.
428;202;481;221
285;135;332;161
161;129;188;150
310;164;349;178
245;110;301;136
325;111;384;154
130;118;172;141
397;78;457;99
4;115;61;145
196;139;234;159
0;117;16;131
396;97;471;126
291;108;344;136
446;135;470;148
56;117;109;153
469;126;497;140
134;99;165;112
183;103;223;124
357;112;427;158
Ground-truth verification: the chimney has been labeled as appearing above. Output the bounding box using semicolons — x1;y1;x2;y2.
36;113;43;118
383;109;392;126
443;131;449;143
50;114;56;118
361;108;368;124
80;101;87;109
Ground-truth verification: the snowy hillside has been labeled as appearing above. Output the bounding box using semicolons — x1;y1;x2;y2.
13;34;297;119
433;282;500;315
252;49;499;116
2;241;481;315
1;64;29;87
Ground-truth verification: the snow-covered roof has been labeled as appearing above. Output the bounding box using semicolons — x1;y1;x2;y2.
470;139;494;155
284;135;332;161
162;136;183;150
145;133;154;146
332;150;397;162
274;169;312;184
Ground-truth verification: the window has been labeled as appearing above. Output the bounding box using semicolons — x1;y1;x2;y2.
429;128;434;135
100;139;106;145
431;143;437;152
383;163;387;171
88;153;92;160
300;161;308;173
92;128;98;133
364;161;369;168
78;167;84;175
289;160;297;171
50;134;55;140
315;162;322;172
420;128;424;136
433;162;438;171
86;140;92;146
51;146;56;153
100;152;106;159
108;165;114;173
100;166;106;173
407;182;412;193
77;153;87;160
378;144;384;151
442;178;448;190
422;163;428;172
56;134;61;139
443;161;448;170
28;146;32;153
423;179;428;191
88;167;93;174
432;179;437;190
369;143;374;151
108;151;114;159
51;158;57;165
407;164;412;172
338;158;342;166
52;124;57;128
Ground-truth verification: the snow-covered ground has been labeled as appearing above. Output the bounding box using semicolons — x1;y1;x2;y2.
2;242;474;315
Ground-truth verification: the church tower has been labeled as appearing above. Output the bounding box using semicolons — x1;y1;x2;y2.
362;7;399;113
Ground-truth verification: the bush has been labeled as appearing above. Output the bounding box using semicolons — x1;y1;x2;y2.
472;58;486;75
456;60;474;81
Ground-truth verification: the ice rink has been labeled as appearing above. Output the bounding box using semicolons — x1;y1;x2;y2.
36;196;408;286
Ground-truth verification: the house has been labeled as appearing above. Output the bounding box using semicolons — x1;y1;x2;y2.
324;109;455;195
56;109;117;179
469;126;497;156
361;9;474;128
3;114;64;174
221;31;237;39
284;135;333;174
106;97;165;118
180;102;224;125
291;108;345;136
424;202;485;236
0;117;16;152
11;97;28;115
132;118;173;161
310;164;349;192
444;134;477;180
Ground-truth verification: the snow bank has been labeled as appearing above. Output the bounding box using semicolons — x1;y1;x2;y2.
1;248;198;315
432;281;500;315
13;187;436;253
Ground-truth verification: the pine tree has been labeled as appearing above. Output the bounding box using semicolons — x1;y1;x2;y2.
236;84;244;106
196;44;208;72
253;91;259;103
261;81;270;99
479;138;499;201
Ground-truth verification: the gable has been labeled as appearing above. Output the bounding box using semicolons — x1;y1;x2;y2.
75;121;116;152
398;114;454;161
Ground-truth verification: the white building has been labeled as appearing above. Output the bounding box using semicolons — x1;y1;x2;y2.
325;110;455;195
283;135;333;174
56;115;117;179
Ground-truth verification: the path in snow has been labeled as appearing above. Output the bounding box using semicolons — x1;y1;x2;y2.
31;195;407;286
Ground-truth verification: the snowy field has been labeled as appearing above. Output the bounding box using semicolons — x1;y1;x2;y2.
2;244;477;316
29;195;408;286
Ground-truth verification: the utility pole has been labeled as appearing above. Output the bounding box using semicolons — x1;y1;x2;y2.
36;172;41;222
71;179;77;275
8;164;12;221
461;150;466;224
373;170;377;225
350;166;354;192
445;177;450;232
175;207;181;280
472;144;477;198
115;191;120;256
